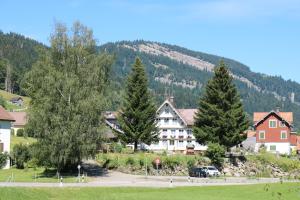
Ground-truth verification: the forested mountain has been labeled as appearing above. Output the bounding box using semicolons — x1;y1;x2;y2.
0;31;47;94
99;40;300;130
1;32;300;130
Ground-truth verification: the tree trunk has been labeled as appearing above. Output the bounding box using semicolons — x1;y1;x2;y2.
134;141;138;152
5;64;12;93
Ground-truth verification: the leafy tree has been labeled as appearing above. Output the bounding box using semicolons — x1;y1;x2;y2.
12;143;30;169
118;57;158;151
22;22;114;171
0;152;9;169
193;61;249;151
16;129;24;137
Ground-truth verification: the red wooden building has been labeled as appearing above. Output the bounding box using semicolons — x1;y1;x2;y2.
253;110;299;155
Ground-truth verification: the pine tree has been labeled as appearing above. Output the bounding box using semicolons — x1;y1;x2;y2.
22;22;114;171
118;57;158;151
193;61;249;151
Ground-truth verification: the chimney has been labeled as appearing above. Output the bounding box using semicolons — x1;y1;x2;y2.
276;107;280;112
168;96;175;105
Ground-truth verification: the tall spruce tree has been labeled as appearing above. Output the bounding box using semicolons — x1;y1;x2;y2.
118;57;158;151
22;22;114;171
193;61;249;151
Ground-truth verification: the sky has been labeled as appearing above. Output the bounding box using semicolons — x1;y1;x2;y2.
1;0;300;82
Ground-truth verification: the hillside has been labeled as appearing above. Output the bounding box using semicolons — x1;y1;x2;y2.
0;31;47;94
99;40;300;130
1;32;300;129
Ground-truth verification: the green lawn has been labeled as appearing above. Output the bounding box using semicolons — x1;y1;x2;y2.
0;183;299;200
10;135;37;151
0;168;91;183
0;89;30;110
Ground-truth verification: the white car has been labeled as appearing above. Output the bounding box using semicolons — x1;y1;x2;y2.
202;166;221;177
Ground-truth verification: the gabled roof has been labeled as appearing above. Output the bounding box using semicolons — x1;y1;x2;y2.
0;106;15;121
253;111;293;127
177;109;197;126
254;111;293;124
156;99;189;126
8;112;27;126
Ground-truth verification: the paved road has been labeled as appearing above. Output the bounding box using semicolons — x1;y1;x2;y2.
0;171;298;188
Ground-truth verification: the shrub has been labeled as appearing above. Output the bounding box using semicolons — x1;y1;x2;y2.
205;143;225;168
126;157;135;166
162;156;180;170
12;143;31;169
110;143;123;153
16;129;24;137
0;152;9;169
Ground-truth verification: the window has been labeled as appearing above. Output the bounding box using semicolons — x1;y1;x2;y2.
165;108;169;114
259;131;265;139
187;129;192;135
280;131;287;139
187;140;192;144
169;140;175;146
178;140;184;147
171;129;176;135
164;118;169;124
179;129;184;135
269;120;277;128
173;118;177;124
270;145;276;151
280;121;286;127
0;143;3;153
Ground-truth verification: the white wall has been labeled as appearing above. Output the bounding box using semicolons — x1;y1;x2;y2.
152;102;207;152
255;142;291;155
0;121;12;169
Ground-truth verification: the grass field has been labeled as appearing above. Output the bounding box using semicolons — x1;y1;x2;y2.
0;168;90;183
0;183;299;200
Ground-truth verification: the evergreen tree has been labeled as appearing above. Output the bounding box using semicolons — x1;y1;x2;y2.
22;22;114;171
118;57;158;151
193;61;249;150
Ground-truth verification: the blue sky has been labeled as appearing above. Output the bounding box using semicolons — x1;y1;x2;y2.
1;0;300;82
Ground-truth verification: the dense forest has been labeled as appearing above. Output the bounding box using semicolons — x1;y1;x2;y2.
1;32;300;130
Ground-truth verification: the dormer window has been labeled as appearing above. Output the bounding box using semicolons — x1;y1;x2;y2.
269;120;277;128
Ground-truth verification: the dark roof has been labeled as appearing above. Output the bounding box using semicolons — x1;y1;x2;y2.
0;106;15;121
10;97;23;101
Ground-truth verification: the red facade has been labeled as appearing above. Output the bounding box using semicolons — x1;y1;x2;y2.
255;114;291;143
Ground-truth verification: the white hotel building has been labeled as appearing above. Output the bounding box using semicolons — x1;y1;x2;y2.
149;98;206;153
105;98;207;153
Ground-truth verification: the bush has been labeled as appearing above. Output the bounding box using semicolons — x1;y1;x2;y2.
12;143;31;169
16;129;24;137
205;143;225;168
110;143;123;153
0;152;9;169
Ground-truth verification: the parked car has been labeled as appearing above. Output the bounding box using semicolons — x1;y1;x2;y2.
202;166;221;177
188;167;208;178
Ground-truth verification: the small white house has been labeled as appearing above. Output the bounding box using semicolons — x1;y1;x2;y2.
0;106;15;169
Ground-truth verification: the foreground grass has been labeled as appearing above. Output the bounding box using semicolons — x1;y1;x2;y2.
10;135;37;151
0;183;299;200
0;168;89;183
